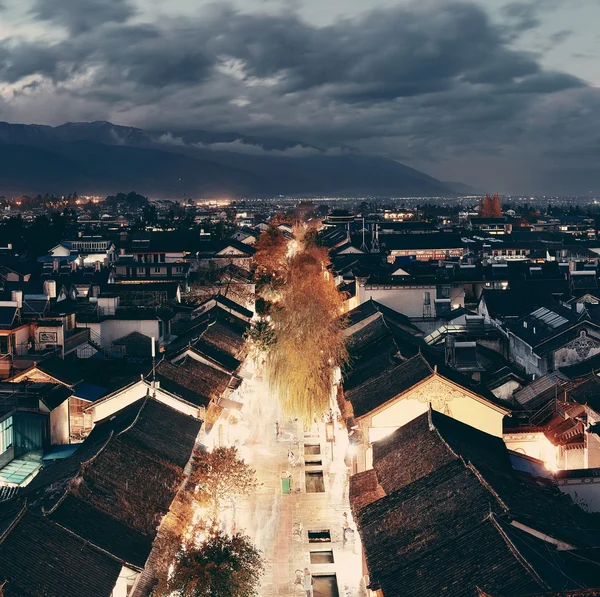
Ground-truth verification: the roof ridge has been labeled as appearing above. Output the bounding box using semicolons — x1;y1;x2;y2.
45;429;116;517
428;407;510;514
115;397;149;438
0;501;27;545
47;515;141;570
489;513;551;592
419;351;435;374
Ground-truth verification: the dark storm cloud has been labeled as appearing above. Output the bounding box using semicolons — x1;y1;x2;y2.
31;0;136;33
2;2;583;100
0;0;598;193
0;23;212;87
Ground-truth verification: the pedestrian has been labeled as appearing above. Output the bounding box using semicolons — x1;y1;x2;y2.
288;450;295;467
303;568;314;597
275;421;280;441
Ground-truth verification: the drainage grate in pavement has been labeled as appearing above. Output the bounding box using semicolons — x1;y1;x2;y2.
305;471;325;492
313;574;340;597
308;529;331;543
310;550;334;564
304;444;321;455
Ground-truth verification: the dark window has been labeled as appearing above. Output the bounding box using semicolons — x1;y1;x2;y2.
305;471;325;493
308;530;331;543
305;458;322;466
313;575;340;597
0;417;14;455
310;550;334;564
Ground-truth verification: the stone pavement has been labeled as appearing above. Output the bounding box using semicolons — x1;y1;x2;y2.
234;369;363;597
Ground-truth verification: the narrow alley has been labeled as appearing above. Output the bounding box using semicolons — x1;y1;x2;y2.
234;366;363;597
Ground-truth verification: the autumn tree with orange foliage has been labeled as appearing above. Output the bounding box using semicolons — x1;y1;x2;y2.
254;225;288;278
480;193;503;218
253;225;288;300
267;244;347;423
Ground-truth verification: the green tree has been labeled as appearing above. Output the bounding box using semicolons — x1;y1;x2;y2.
245;319;276;353
167;532;264;597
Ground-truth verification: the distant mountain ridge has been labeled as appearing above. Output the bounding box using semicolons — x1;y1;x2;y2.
0;121;460;197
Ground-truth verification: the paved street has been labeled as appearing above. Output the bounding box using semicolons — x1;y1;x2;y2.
234;366;363;597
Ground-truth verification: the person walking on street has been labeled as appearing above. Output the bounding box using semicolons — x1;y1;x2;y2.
288;450;295;467
275;421;280;441
303;568;314;597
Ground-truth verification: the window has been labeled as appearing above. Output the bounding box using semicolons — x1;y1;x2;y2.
160;254;166;263
153;254;159;263
175;266;183;273
0;336;9;355
154;267;162;274
0;417;13;455
138;267;145;274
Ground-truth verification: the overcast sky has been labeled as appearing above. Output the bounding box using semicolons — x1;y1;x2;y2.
0;0;599;194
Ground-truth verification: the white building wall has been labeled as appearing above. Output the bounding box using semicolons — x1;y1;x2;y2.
99;320;160;345
558;478;600;512
90;381;201;423
360;286;436;318
49;400;70;445
112;565;139;597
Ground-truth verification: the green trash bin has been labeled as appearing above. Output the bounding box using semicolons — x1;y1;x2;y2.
280;472;291;494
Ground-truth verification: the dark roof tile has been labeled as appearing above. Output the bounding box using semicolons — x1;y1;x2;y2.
0;510;122;597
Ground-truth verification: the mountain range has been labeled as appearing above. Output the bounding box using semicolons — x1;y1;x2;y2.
0;121;462;198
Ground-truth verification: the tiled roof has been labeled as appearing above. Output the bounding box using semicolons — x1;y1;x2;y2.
351;411;600;597
200;318;248;357
344;353;433;418
375;517;544;597
22;398;201;568
0;510;122;597
567;375;600;413
343;316;403;391
480;590;600;597
169;308;248;365
156;358;233;407
348;469;386;515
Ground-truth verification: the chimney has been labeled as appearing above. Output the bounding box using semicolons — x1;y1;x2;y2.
43;279;57;299
11;290;23;308
95;260;101;272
